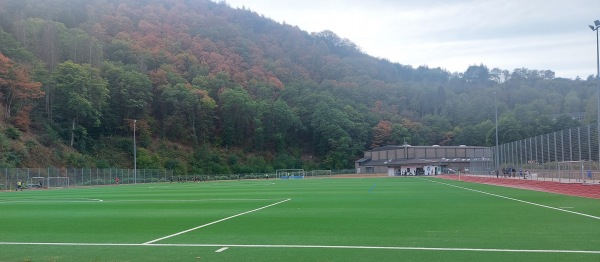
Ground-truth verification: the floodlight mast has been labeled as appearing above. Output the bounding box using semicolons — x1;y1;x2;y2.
134;119;137;184
494;91;498;170
590;20;600;165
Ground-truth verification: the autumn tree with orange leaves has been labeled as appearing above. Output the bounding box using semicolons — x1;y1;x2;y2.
371;120;392;148
0;52;44;131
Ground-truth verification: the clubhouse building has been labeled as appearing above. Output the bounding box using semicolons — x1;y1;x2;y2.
355;145;492;176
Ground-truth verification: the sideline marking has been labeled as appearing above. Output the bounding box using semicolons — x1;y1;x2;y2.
0;198;103;203
109;199;276;203
143;199;291;244
1;199;276;204
0;242;599;254
424;178;600;220
215;247;229;252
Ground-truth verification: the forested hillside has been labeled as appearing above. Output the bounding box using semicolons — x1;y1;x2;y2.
0;0;595;174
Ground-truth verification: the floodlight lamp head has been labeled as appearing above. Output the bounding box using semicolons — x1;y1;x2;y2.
591;25;596;30
595;20;600;26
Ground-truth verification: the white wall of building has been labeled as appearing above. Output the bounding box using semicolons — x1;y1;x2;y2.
387;167;395;176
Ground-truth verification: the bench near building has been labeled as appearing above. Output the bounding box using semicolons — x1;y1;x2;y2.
355;145;492;176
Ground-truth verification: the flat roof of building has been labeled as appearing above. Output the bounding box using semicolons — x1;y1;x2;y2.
368;145;489;152
358;157;492;166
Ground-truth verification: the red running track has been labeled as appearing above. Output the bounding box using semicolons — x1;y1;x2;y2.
437;175;600;199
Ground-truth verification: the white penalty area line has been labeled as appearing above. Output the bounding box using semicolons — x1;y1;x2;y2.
1;242;599;254
423;178;600;220
143;198;291;244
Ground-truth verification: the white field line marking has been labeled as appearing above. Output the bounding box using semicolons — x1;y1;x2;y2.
143;198;291;244
1;199;274;204
215;247;229;252
105;199;278;203
424;178;600;220
1;242;599;254
0;198;103;203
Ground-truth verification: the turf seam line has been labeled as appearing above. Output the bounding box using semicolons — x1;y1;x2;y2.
424;178;600;220
142;198;291;244
1;242;599;254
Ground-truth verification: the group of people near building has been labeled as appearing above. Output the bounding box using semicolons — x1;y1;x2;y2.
395;170;418;176
500;167;530;179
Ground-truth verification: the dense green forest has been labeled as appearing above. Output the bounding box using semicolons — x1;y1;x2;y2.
0;0;595;174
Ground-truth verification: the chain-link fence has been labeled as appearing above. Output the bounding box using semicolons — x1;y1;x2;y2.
0;168;173;191
471;124;600;184
1;168;357;191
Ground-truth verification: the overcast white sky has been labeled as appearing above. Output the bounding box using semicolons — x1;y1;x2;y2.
223;0;600;79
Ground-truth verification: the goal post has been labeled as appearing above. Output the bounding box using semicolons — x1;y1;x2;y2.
276;169;305;179
47;177;70;188
557;160;596;184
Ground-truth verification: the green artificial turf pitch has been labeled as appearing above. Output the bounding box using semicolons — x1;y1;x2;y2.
1;176;599;261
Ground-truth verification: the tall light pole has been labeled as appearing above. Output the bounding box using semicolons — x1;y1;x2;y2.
590;20;600;164
134;119;137;184
494;91;499;171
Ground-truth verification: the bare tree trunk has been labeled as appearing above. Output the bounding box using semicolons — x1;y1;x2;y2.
46;85;52;120
70;118;75;147
89;40;93;65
